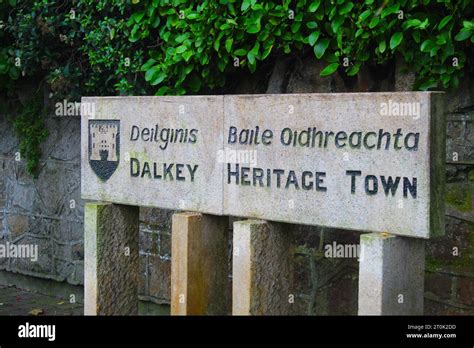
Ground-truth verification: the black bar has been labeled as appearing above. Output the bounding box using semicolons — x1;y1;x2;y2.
0;315;473;346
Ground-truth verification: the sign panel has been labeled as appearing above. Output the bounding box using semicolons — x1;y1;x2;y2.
223;93;445;238
81;93;445;238
81;96;224;214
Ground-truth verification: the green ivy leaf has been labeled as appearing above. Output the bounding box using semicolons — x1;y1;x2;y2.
464;20;474;29
379;40;386;53
247;23;261;34
309;0;321;13
346;64;360;76
308;31;320;46
225;38;233;53
390;32;403;49
320;62;339;76
175;33;190;43
176;45;187;54
146;67;166;86
182;50;193;62
418;78;437;90
420;39;434;52
145;65;159;81
331;16;344;33
455;29;471;41
369;16;379;29
359;10;371;22
247;51;256;65
156;86;169;95
314;38;330;59
234;49;247;56
405;19;422;29
241;0;252;11
141;59;157;71
412;30;421;43
381;4;399;18
438;15;452;30
291;22;301;33
339;2;353;15
131;11;145;23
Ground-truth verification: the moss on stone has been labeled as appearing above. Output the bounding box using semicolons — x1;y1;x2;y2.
469;170;474;183
426;221;474;272
445;183;472;212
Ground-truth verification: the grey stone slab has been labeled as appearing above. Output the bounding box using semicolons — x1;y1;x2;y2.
223;93;445;238
84;202;139;315
81;96;224;215
358;233;425;315
171;212;229;315
232;219;293;315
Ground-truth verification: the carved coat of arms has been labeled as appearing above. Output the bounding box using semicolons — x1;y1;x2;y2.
88;120;120;181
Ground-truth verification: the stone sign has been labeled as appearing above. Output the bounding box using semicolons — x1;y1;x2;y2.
81;92;445;238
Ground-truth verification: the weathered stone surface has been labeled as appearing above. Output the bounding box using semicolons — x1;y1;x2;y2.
395;55;416;92
266;58;291;94
327;272;358;315
138;207;172;303
224;93;445;238
45;118;82;162
0;114;19;156
139;228;156;254
140;207;174;230
425;272;452;300
68;260;84;285
425;216;474;274
232;219;293;315
358;233;425;315
139;255;148;297
458;276;474;306
0;115;85;285
148;255;171;303
7;235;53;277
444;78;474;113
84;202;139;315
286;58;345;93
11;183;35;212
81;96;224;215
160;232;171;258
6;214;29;239
171;212;229;315
72;242;84;260
446;116;473;163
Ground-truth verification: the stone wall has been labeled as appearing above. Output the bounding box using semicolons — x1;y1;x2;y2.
0;57;472;314
0;115;83;285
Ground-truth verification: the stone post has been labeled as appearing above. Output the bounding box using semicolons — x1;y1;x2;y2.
232;219;293;315
84;202;139;315
358;233;425;315
171;212;229;315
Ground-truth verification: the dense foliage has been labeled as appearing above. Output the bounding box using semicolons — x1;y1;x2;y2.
0;0;473;174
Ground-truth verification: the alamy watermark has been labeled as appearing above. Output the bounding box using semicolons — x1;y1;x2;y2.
18;322;55;341
379;99;421;120
0;242;38;262
55;100;95;117
324;241;364;261
216;146;258;166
